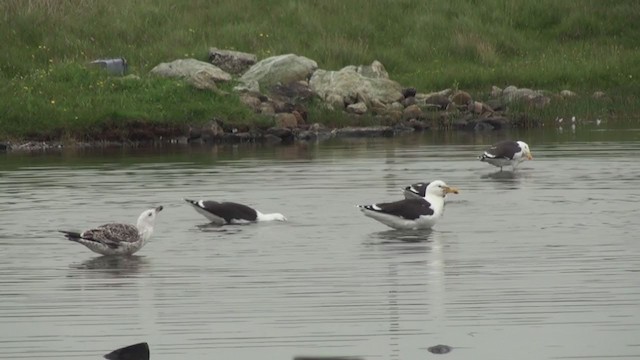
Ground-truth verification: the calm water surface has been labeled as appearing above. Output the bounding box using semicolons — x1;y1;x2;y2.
1;128;639;360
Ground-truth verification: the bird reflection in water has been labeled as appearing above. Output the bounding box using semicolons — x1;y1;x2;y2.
69;255;149;277
195;222;245;233
371;229;434;244
481;170;519;180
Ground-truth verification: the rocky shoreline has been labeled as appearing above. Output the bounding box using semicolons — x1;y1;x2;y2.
0;112;539;153
3;48;610;153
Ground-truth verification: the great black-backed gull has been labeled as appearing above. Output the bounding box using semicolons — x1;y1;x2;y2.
478;140;533;171
357;180;459;230
59;206;163;256
184;199;287;225
403;181;430;200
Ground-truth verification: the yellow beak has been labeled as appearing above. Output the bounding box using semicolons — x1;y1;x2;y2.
527;151;533;160
445;186;459;194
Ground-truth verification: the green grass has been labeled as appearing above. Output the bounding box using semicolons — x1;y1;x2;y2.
1;0;640;139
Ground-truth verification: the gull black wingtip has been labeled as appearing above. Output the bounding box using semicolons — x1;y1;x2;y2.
59;230;81;240
103;342;150;360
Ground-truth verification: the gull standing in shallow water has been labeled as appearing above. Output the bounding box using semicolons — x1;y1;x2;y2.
357;180;459;230
184;199;287;225
59;206;163;256
478;140;533;171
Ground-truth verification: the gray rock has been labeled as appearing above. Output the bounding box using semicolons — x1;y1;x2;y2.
383;109;403;124
490;85;503;98
468;101;494;116
310;62;403;110
356;60;389;79
482;116;510;129
451;90;472;106
474;121;495;131
592;91;607;99
333;126;394;138
402;96;417;107
298;123;332;141
222;132;255;143
369;98;388;113
485;98;506;112
402;104;423;121
188;70;220;91
295;130;316;141
503;87;545;103
274;113;298;128
198;120;225;141
424;94;451;110
406;119;430;130
415;88;452;103
237;54;318;93
526;95;551;109
264;134;283;144
390;101;405;112
266;127;294;143
346;102;368;115
452;117;469;128
503;85;518;96
208;48;257;74
150;59;231;90
239;93;262;112
258;102;276;115
325;94;345;110
560;89;578;98
268;80;315;102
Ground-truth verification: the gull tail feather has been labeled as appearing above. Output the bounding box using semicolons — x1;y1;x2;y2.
59;230;82;241
104;342;150;360
478;154;492;161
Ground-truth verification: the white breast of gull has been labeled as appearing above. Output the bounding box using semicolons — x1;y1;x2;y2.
59;206;163;256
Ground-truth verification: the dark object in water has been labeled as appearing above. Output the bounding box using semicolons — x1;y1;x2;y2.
294;357;364;360
427;344;453;354
104;342;150;360
90;58;128;76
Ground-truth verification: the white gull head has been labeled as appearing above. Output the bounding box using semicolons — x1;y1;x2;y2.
256;211;287;222
137;206;163;241
516;141;533;161
425;180;459;199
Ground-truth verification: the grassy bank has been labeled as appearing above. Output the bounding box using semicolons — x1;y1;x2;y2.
1;0;639;139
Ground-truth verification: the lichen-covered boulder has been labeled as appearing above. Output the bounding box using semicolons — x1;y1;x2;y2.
150;58;231;90
309;61;403;110
208;48;257;75
236;54;318;93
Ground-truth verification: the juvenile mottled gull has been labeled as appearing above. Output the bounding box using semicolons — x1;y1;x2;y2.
59;206;163;256
184;199;287;225
478;140;533;171
357;180;459;230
